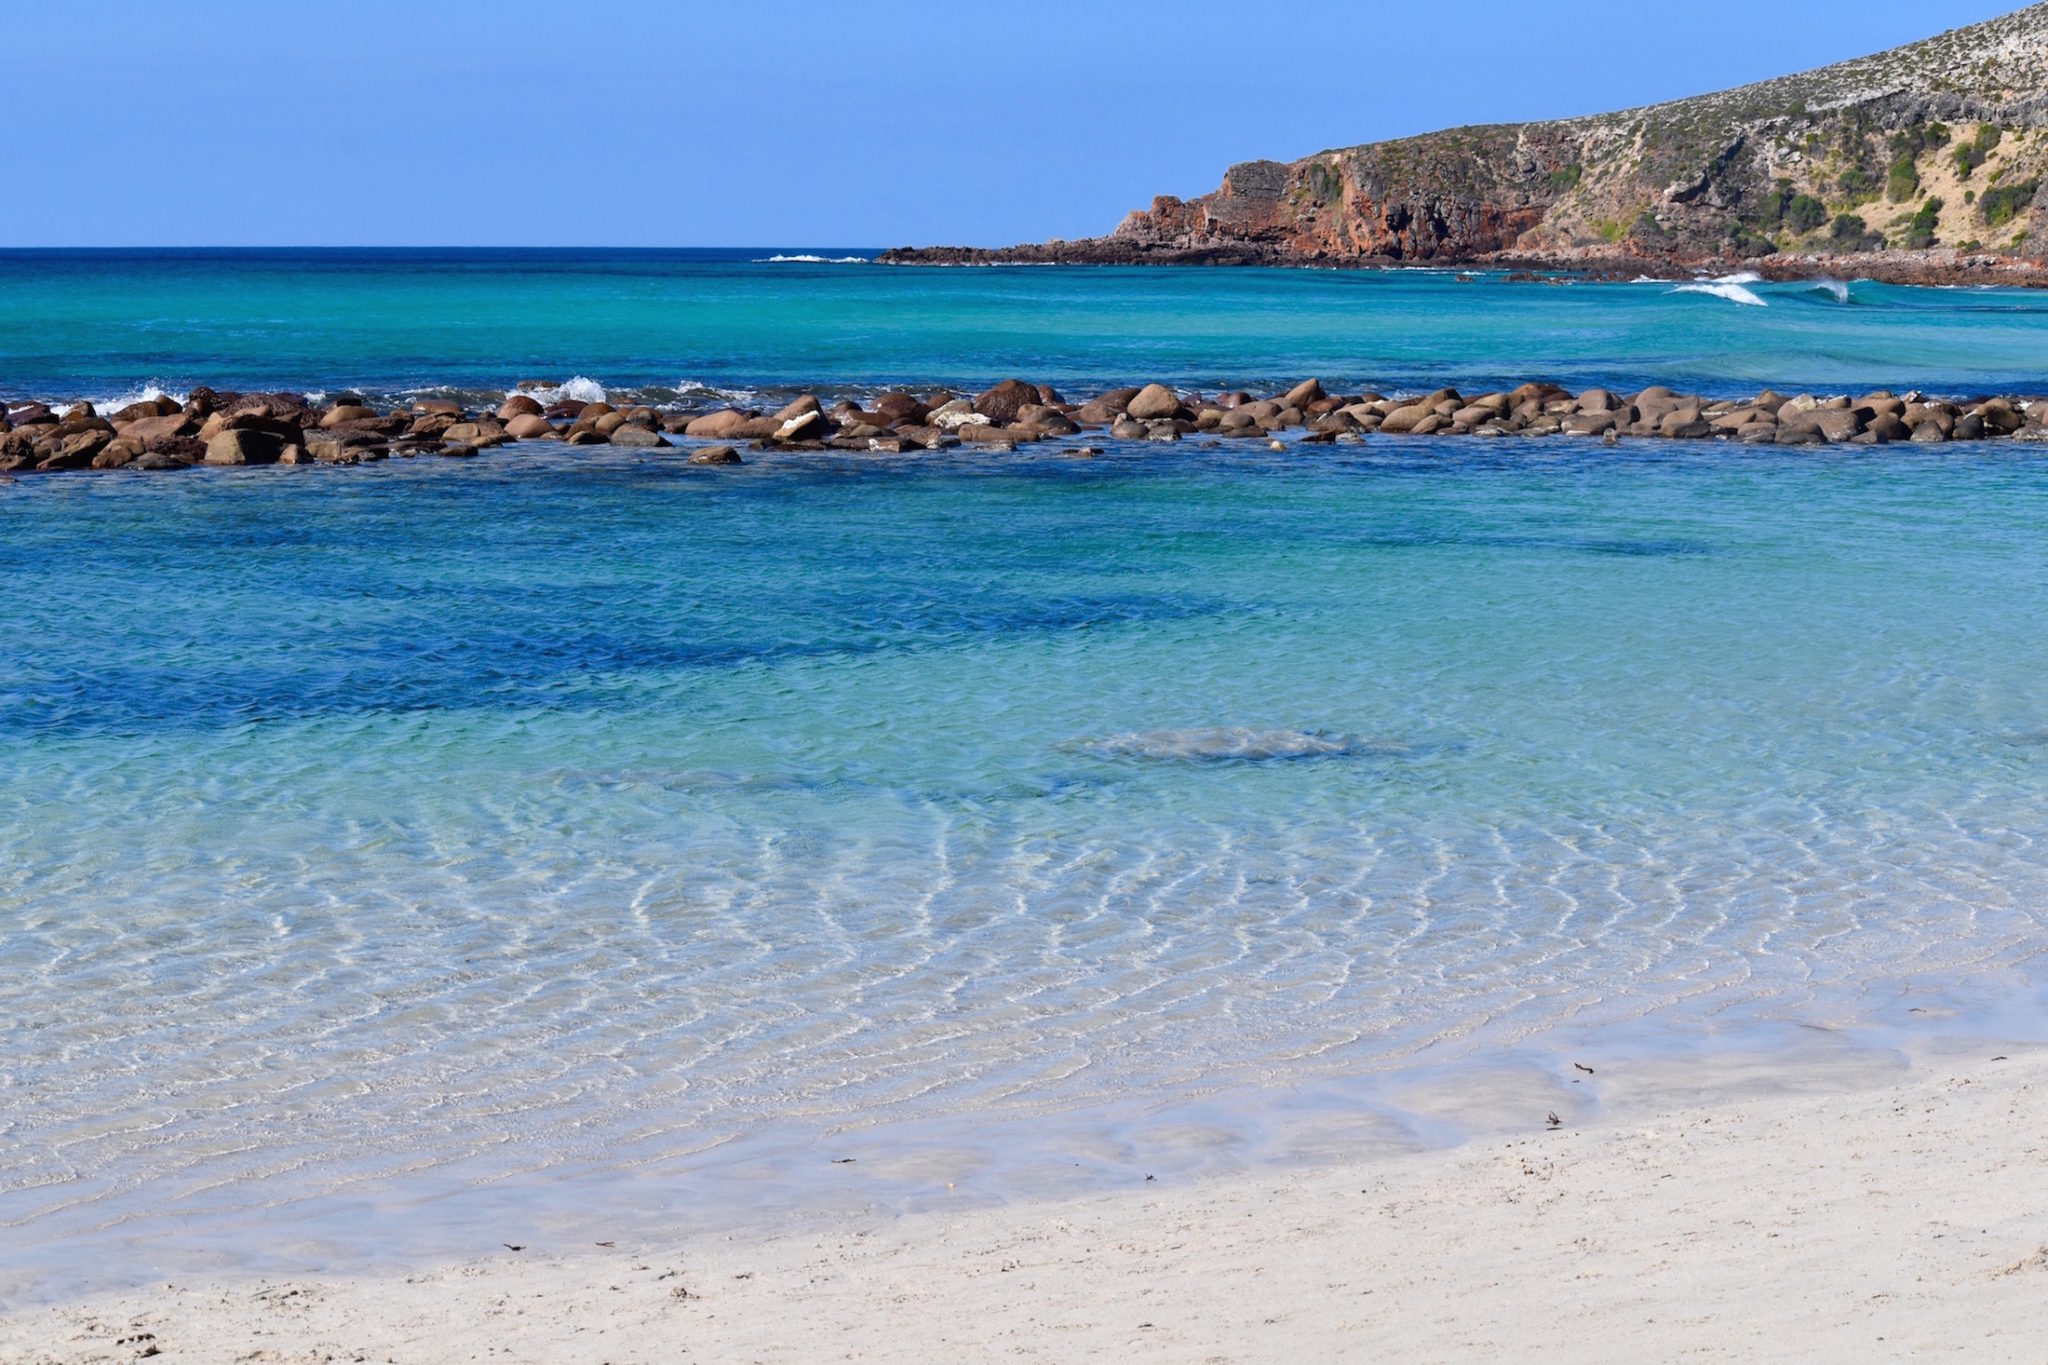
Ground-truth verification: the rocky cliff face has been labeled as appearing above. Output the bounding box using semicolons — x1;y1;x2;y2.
884;4;2048;277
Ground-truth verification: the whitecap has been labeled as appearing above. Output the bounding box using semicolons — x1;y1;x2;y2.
1671;280;1767;307
70;383;191;416
760;254;869;264
1800;278;1852;304
1072;728;1414;763
511;376;608;405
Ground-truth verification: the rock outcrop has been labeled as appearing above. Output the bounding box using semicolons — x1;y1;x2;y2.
882;4;2048;280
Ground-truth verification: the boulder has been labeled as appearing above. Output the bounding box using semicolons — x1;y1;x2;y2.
110;395;181;423
1016;404;1081;435
117;412;199;445
773;394;823;423
775;410;829;442
38;430;113;469
205;429;286;465
684;409;754;439
132;449;199;470
1281;378;1326;409
973;380;1040;425
1126;384;1181;421
874;392;930;425
611;426;669;448
498;394;544;420
506;413;555;440
687;445;743;465
1110;417;1148;439
412;399;464;417
92;437;147;469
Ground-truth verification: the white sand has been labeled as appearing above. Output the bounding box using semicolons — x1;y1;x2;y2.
6;1045;2047;1363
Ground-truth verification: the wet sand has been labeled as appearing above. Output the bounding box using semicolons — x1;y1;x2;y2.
6;1043;2044;1363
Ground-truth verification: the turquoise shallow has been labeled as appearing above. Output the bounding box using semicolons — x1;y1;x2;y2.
6;252;2048;1297
6;249;2048;401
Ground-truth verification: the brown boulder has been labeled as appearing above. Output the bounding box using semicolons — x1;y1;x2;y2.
874;392;930;425
39;430;113;470
320;405;379;429
1126;384;1181;421
611;426;670;448
506;413;555;440
1281;378;1326;409
687;445;743;465
498;394;544;420
684;409;753;439
973;380;1039;425
92;437;148;469
117;412;200;445
205;429;286;465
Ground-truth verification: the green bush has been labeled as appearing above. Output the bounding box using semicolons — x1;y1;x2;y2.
1830;213;1869;243
1904;197;1943;249
1981;179;2040;227
1547;164;1583;193
1887;157;1921;202
1786;194;1829;233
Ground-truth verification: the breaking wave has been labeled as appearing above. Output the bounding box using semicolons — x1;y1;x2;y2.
1671;272;1768;307
761;254;869;265
510;376;608;405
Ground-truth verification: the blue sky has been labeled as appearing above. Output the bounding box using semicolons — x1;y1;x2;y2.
8;0;2019;247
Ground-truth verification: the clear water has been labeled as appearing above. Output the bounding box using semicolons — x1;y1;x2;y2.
7;437;2048;1296
8;252;2048;1300
8;250;2048;402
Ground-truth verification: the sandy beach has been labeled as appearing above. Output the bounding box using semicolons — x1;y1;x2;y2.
6;1042;2044;1363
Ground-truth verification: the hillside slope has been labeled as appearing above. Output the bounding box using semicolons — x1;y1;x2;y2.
884;5;2048;278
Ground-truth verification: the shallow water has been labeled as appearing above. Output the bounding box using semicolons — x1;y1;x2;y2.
6;437;2048;1295
10;250;2048;404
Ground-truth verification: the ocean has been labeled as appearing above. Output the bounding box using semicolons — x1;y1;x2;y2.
6;250;2048;1298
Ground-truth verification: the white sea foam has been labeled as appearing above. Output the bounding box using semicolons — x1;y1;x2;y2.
761;254;869;265
1802;278;1853;304
70;384;191;416
511;376;608;405
1671;273;1769;307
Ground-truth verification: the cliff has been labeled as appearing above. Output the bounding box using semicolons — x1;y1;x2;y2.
882;4;2048;279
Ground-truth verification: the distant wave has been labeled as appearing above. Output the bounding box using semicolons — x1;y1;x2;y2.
1072;727;1413;764
510;376;608;405
673;379;759;404
1671;272;1768;307
1799;278;1853;304
760;254;869;264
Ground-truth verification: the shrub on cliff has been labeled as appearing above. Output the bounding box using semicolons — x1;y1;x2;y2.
1981;179;2040;228
1786;195;1829;233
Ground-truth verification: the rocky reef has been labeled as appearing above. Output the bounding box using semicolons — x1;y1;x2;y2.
5;377;2045;479
882;4;2048;282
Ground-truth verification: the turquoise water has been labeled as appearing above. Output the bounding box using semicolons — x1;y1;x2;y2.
8;250;2048;401
9;251;2048;1297
7;436;2048;1295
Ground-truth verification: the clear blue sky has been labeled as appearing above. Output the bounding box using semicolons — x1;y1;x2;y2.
10;0;2019;247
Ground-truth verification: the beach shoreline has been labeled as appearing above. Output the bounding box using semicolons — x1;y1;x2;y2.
6;1037;2043;1363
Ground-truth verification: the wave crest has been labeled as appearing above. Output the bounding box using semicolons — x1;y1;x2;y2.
511;376;608;405
1671;274;1768;307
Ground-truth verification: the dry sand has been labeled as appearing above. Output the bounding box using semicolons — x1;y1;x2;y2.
5;1044;2046;1364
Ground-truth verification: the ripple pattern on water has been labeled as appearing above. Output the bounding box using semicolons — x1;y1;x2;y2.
5;440;2048;1278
